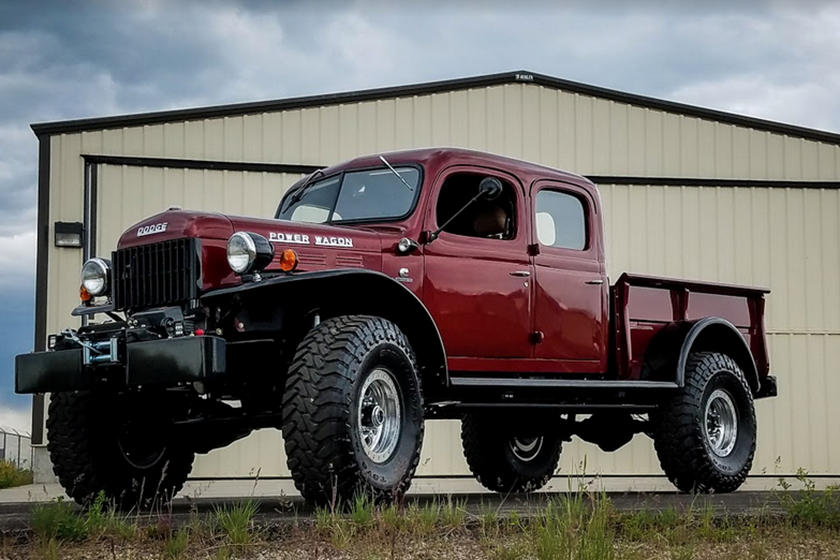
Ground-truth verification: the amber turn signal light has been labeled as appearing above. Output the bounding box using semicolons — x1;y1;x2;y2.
79;285;92;303
278;249;298;272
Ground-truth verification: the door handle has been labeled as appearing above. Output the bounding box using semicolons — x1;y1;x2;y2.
585;279;604;285
510;270;531;277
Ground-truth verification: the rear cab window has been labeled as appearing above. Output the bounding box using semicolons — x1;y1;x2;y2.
534;190;587;250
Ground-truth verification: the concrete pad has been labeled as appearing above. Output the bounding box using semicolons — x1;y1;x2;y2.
2;473;838;505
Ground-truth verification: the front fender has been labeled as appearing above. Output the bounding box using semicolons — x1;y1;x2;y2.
201;269;449;391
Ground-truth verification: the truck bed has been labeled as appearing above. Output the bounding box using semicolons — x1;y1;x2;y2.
611;273;770;381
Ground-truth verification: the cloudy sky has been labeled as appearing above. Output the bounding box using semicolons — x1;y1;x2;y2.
1;1;839;432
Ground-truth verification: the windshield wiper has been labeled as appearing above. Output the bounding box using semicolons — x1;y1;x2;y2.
280;169;325;213
379;155;414;192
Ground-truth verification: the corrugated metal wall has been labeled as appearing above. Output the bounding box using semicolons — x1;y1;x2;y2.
95;166;302;250
42;82;840;482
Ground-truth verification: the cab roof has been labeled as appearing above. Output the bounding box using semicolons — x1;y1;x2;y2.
317;147;595;191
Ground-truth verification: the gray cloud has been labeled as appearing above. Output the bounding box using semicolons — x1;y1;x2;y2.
0;0;839;430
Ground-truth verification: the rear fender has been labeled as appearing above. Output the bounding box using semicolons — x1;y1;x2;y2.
642;317;760;394
201;269;449;395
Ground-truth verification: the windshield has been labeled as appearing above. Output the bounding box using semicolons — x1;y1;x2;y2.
277;166;421;224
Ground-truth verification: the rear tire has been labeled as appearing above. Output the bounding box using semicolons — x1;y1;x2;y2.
281;315;424;505
461;413;562;493
47;391;194;509
653;351;756;493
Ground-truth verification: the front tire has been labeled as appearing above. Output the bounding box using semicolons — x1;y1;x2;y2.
461;413;562;493
281;315;424;504
47;391;194;509
653;351;757;493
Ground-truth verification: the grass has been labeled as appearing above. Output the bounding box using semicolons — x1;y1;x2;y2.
31;498;88;543
84;491;138;540
532;492;615;560
0;459;33;489
776;467;840;527
213;499;259;545
162;528;189;559
13;476;840;559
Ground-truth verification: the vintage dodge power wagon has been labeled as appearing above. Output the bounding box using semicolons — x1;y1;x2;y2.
16;148;777;507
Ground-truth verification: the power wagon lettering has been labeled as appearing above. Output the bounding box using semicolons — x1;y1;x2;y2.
268;232;353;248
269;232;309;244
314;235;353;248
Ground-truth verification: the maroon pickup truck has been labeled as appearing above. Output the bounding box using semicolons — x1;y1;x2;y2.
16;148;776;507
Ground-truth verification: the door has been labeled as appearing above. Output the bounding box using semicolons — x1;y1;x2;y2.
530;181;607;373
422;167;533;362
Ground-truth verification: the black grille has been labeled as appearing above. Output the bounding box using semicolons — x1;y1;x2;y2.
112;238;200;311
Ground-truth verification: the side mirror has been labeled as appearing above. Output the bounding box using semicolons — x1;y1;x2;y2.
479;177;503;200
425;177;506;244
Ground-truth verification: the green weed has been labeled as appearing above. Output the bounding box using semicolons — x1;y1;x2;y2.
377;502;403;532
406;500;439;535
479;507;500;539
440;496;467;528
777;468;840;527
34;536;61;560
214;499;258;545
533;493;615;560
83;490;138;540
350;493;374;526
0;460;32;489
162;528;189;559
31;498;87;543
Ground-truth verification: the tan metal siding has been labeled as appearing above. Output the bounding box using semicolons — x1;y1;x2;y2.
40;81;840;482
47;134;84;337
95;165;301;255
597;183;840;475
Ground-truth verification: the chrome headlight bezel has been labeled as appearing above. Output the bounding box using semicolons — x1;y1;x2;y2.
81;257;111;297
226;232;274;275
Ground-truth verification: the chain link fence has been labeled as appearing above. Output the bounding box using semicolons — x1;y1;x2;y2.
0;426;32;470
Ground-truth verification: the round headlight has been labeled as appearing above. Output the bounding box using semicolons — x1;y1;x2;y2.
81;258;111;296
227;232;274;275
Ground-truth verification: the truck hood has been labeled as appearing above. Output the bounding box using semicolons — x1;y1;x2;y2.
118;210;234;248
117;210;385;283
119;210;383;252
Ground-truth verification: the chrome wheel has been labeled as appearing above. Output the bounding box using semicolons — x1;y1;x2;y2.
509;436;544;462
357;368;402;463
704;388;738;457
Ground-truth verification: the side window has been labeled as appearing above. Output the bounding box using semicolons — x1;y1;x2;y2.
535;190;586;250
435;172;517;240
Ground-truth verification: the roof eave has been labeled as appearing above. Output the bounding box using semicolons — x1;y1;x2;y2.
30;70;840;146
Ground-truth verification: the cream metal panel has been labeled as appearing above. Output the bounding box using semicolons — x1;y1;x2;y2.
596;182;840;475
68;83;840;181
46;135;85;338
95;165;301;255
190;419;472;479
599;184;840;333
52;84;840;186
40;81;840;481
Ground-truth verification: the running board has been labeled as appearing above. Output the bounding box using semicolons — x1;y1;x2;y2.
448;377;679;390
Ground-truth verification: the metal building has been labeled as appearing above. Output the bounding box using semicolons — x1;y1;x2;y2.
28;71;840;489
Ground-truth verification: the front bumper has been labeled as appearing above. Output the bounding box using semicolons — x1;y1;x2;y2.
15;335;226;394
